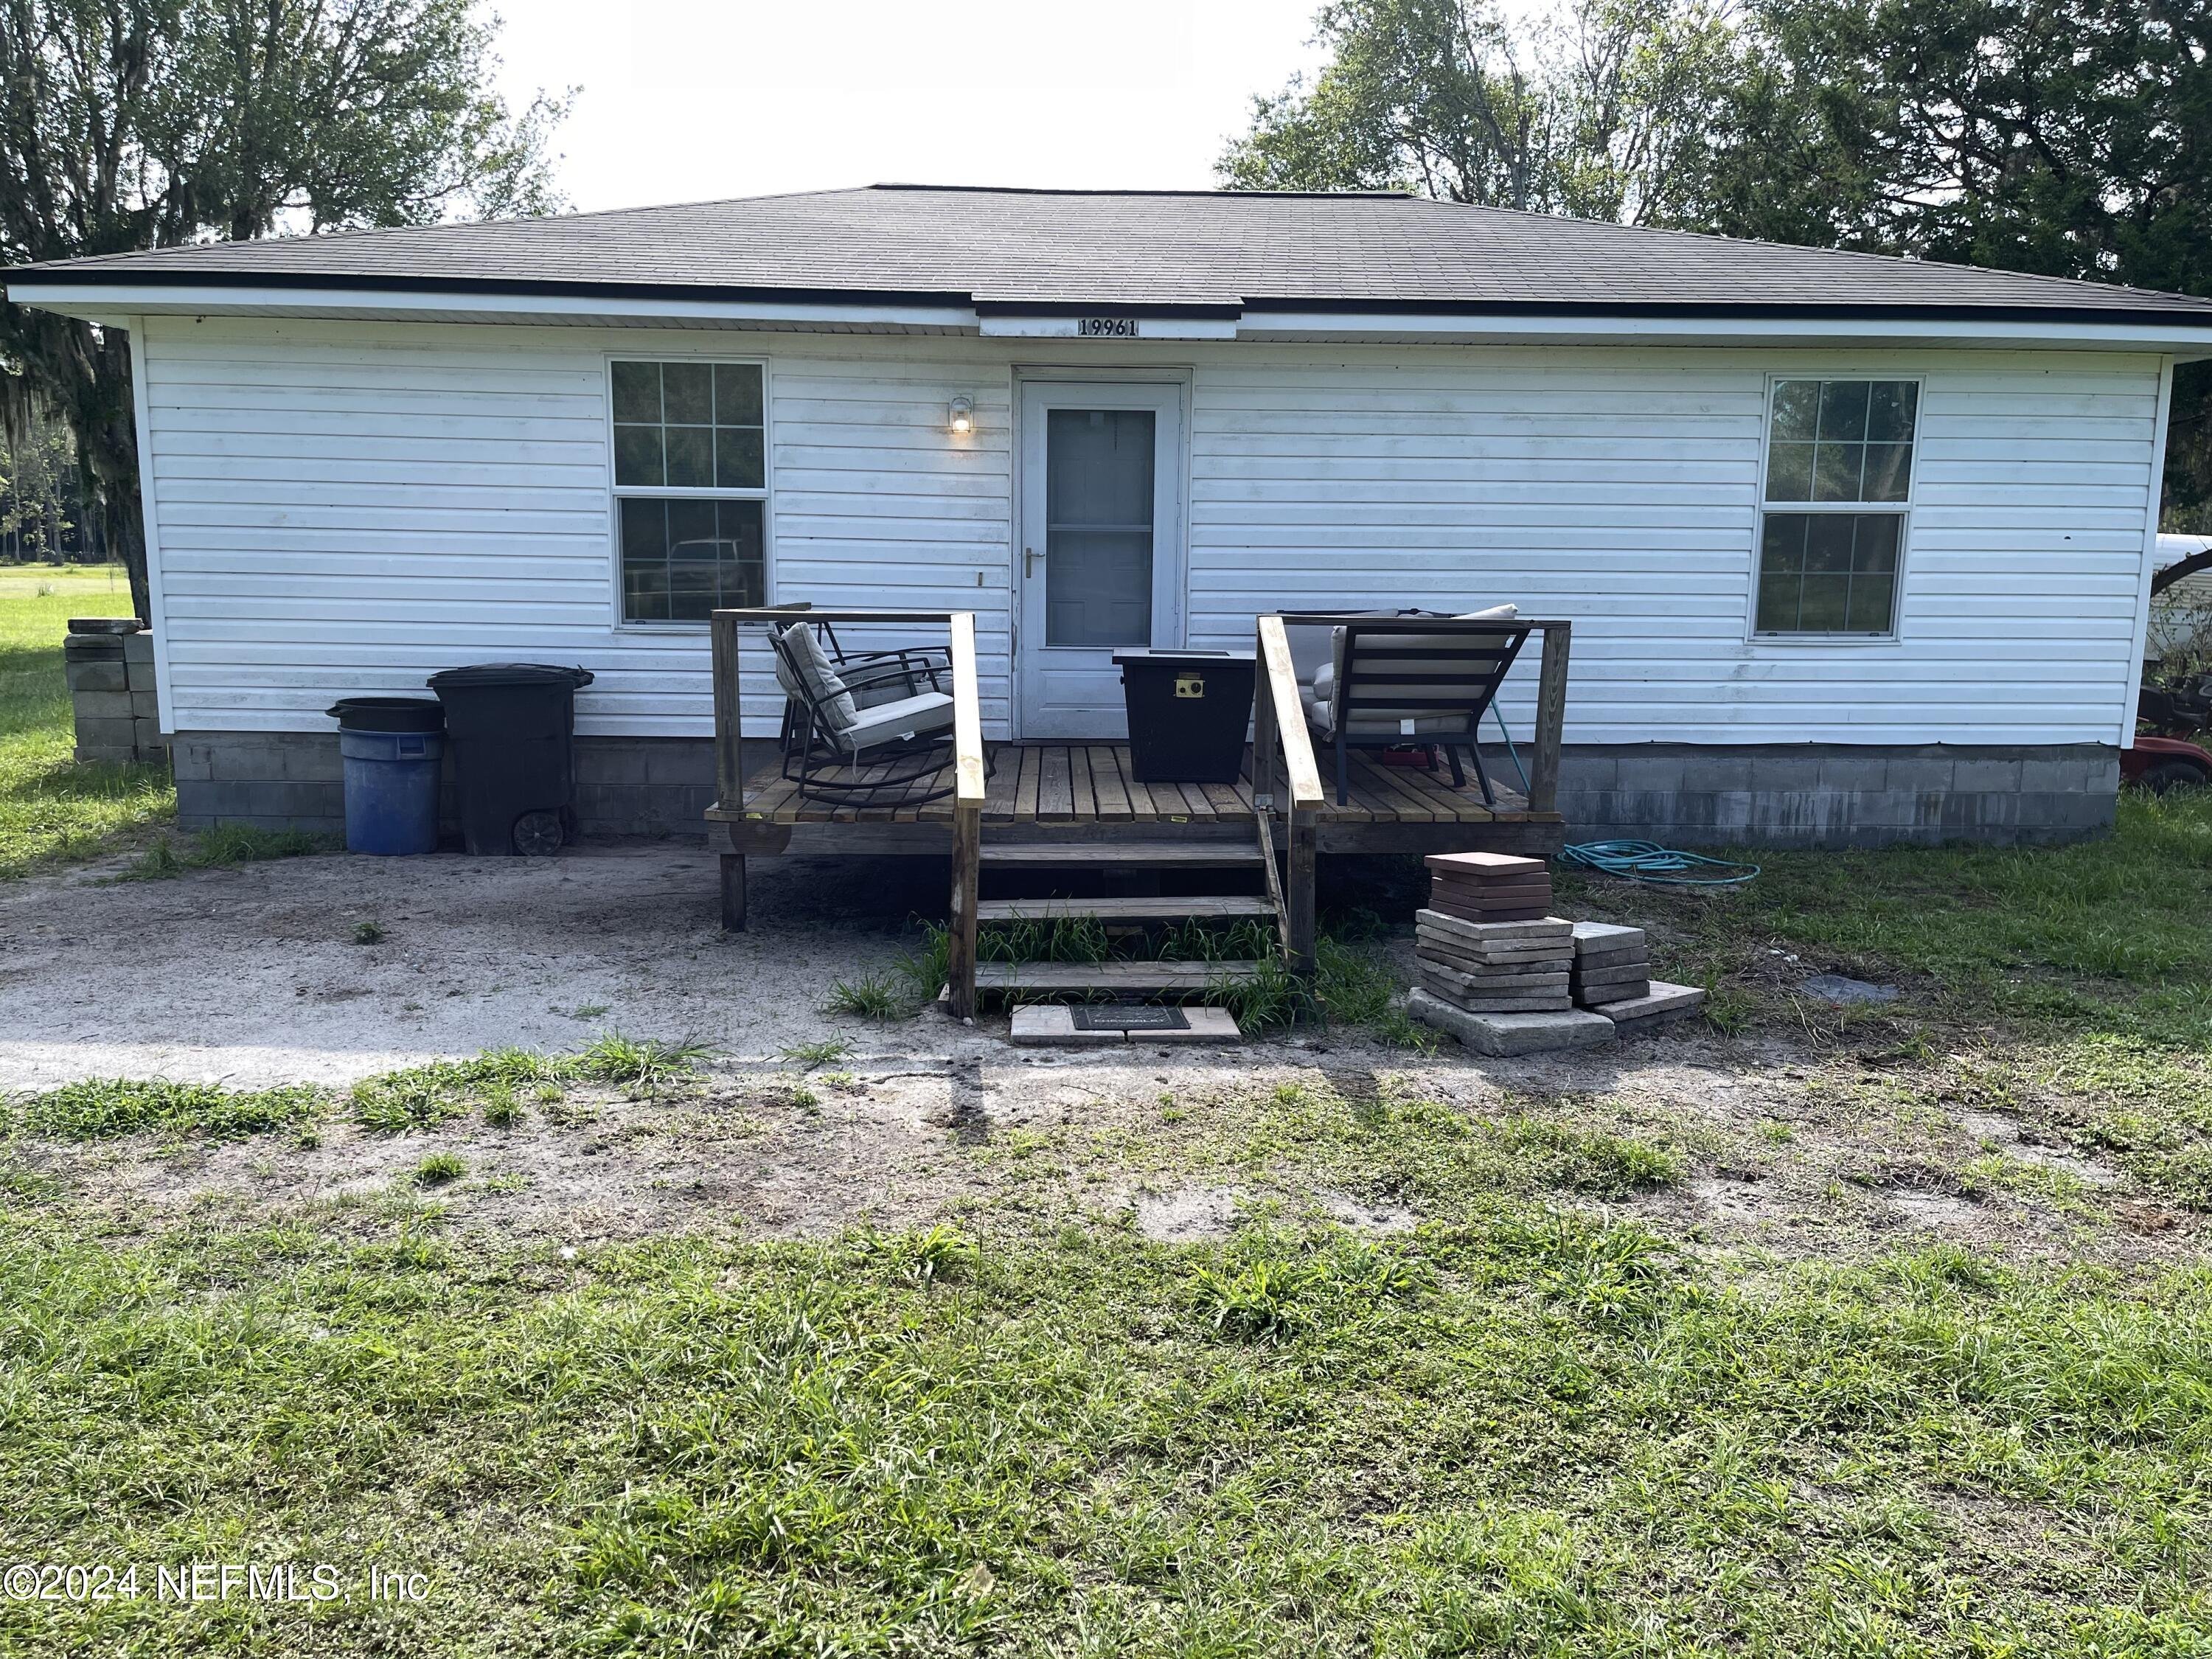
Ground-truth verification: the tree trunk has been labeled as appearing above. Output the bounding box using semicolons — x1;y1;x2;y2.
106;481;150;623
61;321;152;622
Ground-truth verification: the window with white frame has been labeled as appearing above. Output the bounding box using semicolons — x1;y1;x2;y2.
611;359;765;622
1756;378;1917;637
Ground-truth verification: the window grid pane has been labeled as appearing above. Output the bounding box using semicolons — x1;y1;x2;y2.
618;497;765;622
1754;511;1902;636
609;358;765;494
1765;379;1918;504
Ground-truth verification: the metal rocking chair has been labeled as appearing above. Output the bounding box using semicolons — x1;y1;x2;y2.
770;620;987;807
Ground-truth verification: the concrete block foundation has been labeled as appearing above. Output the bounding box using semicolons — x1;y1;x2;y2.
173;732;2124;850
1542;741;2118;849
173;731;727;841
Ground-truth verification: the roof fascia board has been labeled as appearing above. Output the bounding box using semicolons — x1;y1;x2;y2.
1;280;982;332
14;278;2212;355
980;315;1240;340
1237;310;2212;353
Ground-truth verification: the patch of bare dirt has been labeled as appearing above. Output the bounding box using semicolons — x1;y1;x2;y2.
1;846;2202;1267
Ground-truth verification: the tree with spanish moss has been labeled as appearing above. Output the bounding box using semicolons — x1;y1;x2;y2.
0;0;571;620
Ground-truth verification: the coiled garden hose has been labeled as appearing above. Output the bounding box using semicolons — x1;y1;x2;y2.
1558;839;1761;886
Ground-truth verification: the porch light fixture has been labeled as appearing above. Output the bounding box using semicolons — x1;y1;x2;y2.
947;396;974;436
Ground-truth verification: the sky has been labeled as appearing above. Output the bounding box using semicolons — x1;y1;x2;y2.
490;0;1333;215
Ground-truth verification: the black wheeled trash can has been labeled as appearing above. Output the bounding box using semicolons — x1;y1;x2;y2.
1112;648;1258;785
426;664;595;855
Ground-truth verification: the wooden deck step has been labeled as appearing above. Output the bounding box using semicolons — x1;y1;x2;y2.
978;895;1276;923
980;842;1265;867
975;959;1273;993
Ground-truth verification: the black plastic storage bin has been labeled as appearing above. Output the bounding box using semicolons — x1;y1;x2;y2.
426;664;595;855
1111;649;1258;784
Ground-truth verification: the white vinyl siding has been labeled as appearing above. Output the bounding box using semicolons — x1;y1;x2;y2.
137;318;2161;747
139;320;1013;737
1185;350;2159;743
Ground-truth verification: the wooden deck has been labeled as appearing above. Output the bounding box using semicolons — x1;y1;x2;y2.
712;740;1562;855
706;607;1576;1004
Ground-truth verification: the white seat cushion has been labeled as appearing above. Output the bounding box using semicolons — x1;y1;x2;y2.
774;624;858;733
1306;611;1518;737
836;690;955;753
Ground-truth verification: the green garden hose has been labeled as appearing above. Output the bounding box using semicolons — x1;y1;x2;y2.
1558;839;1761;886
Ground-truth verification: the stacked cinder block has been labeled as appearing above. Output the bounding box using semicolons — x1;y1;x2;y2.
1415;853;1573;1013
64;619;164;766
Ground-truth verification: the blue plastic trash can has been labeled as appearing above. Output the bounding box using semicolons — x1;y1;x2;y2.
329;698;444;855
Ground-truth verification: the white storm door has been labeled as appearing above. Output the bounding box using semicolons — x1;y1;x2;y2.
1016;380;1186;738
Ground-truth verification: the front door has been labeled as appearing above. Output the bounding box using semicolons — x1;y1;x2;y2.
1016;380;1186;738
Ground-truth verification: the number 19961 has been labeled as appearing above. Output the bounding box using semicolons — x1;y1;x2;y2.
1075;317;1138;338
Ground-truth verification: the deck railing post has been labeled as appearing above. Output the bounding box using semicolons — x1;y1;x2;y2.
710;611;747;933
1530;620;1571;815
1251;620;1277;813
710;611;742;814
946;611;985;1020
1256;614;1324;981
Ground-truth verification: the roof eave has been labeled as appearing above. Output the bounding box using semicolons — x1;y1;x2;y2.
11;268;2212;354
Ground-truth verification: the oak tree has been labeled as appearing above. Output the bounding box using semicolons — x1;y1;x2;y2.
0;0;568;618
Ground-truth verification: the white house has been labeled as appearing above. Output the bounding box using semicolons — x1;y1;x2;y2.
11;184;2211;846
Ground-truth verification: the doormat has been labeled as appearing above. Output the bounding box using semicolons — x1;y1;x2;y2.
1070;1005;1192;1032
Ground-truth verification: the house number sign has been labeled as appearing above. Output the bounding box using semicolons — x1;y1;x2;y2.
1075;317;1139;338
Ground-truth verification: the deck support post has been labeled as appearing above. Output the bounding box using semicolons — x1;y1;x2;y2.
1530;621;1571;816
947;800;980;1019
1287;805;1316;977
719;853;747;932
710;611;742;814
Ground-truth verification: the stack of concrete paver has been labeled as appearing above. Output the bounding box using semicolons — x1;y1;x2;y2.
1416;852;1571;1013
1424;851;1554;923
1416;909;1575;1013
1570;919;1708;1034
1570;922;1651;1005
1406;854;1710;1055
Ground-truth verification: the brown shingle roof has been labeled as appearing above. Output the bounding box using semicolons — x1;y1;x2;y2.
13;184;2212;323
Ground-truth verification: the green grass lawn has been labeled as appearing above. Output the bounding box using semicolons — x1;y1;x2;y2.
0;563;173;877
1;1200;2205;1655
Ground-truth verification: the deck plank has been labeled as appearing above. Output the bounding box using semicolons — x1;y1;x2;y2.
1015;745;1042;818
1349;751;1446;823
983;742;1020;821
1169;779;1212;821
1038;745;1074;820
1087;745;1131;818
1069;745;1097;819
1199;779;1250;817
1121;752;1160;821
1399;754;1525;822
